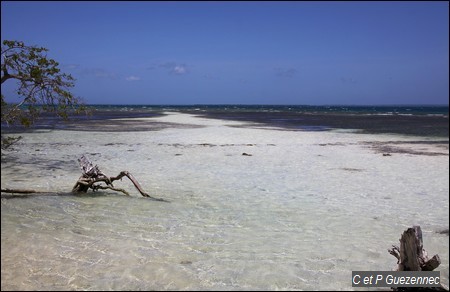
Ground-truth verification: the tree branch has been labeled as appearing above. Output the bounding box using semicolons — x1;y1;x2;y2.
2;39;85;128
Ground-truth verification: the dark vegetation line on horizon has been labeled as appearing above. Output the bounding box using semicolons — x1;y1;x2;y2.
82;103;449;107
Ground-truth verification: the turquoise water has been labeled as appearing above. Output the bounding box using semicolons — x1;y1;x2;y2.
1;111;448;290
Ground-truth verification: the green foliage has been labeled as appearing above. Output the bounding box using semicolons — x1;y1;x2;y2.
1;40;86;127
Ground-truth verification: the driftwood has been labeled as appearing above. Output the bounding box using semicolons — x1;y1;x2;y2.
0;188;67;199
72;155;167;201
1;155;167;202
388;225;448;291
1;188;50;194
389;226;441;271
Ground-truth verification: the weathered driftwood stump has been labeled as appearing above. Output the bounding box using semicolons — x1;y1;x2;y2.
388;225;448;291
388;226;441;271
72;155;167;201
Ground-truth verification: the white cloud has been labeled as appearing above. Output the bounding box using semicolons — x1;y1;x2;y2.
148;61;189;75
171;65;187;75
126;75;141;81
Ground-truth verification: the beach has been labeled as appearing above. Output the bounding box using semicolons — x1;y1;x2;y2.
1;111;449;290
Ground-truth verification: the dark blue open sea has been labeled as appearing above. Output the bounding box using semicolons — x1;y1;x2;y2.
85;104;449;118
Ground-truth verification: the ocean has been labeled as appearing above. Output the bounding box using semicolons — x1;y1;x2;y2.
1;105;449;290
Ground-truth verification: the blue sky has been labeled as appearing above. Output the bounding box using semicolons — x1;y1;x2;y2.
1;1;449;105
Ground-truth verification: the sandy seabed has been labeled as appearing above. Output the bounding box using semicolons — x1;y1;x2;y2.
1;112;449;290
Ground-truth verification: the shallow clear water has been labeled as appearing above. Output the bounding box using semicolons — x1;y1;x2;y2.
1;112;449;290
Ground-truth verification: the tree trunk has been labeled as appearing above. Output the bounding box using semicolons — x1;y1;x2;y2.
388;226;448;291
388;226;441;271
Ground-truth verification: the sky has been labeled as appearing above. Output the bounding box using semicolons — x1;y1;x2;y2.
1;1;449;105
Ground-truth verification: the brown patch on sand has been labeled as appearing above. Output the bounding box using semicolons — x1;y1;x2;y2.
436;229;449;236
363;140;449;156
340;168;364;172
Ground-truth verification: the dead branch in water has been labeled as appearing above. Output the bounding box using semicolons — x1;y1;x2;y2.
1;188;49;194
72;155;168;201
1;155;168;202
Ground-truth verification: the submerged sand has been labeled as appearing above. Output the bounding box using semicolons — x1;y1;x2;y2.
1;112;449;290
